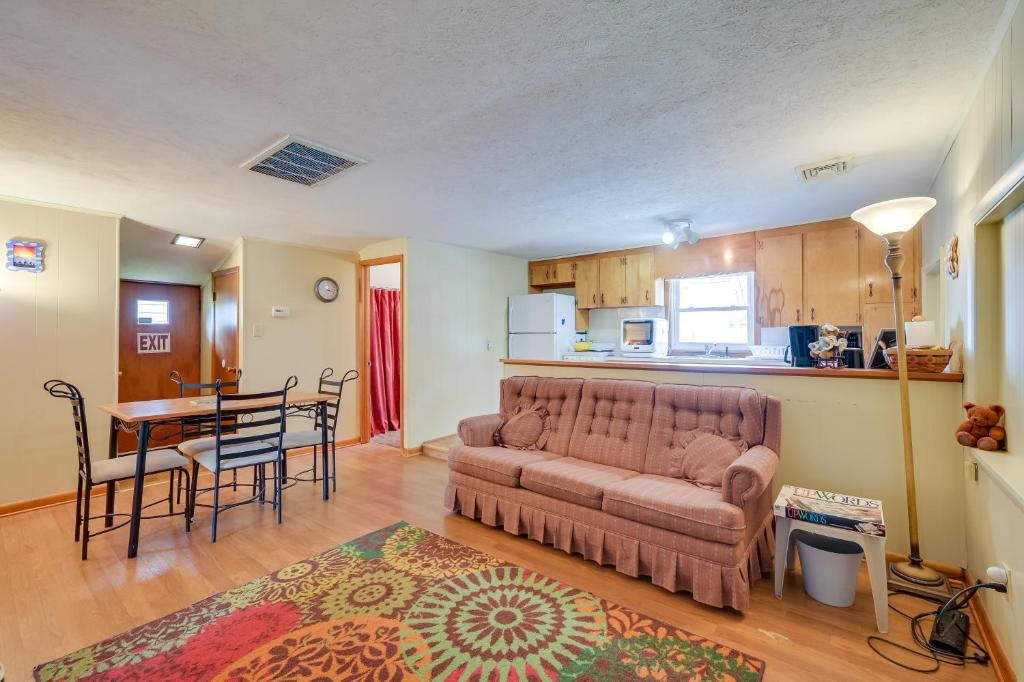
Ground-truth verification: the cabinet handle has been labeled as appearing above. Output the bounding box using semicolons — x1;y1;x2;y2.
912;286;918;300
592;293;597;305
868;282;873;297
645;289;649;301
811;307;815;321
796;308;801;322
601;293;605;304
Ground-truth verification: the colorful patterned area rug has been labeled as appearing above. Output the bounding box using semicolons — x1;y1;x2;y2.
36;522;765;681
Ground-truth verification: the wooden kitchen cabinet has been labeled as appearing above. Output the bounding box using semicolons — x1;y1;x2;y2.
862;300;921;361
624;252;656;306
861;224;920;305
574;259;600;309
598;256;627;306
553;262;575;284
755;233;803;327
804;225;861;325
529;262;552;286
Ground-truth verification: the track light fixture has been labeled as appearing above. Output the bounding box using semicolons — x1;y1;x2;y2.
661;220;698;249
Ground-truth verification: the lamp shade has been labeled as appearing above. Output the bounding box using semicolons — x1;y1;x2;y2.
851;197;936;236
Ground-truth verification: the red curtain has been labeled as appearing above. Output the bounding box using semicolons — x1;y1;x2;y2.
370;288;401;435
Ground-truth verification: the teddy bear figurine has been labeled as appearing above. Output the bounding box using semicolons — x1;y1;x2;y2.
955;402;1007;451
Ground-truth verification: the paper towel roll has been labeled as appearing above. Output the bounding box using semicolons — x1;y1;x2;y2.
905;320;937;347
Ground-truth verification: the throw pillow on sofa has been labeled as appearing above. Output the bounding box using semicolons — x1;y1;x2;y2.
669;432;747;489
494;404;551;450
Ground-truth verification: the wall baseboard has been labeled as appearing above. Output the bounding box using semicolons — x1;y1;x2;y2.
0;438;361;518
402;446;422;458
962;569;1016;682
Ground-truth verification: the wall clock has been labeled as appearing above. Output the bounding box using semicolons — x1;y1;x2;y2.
314;276;340;302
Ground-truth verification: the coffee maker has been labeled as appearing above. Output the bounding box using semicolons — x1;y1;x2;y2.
787;325;819;368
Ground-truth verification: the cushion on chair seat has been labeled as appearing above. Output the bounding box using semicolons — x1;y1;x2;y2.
601;474;746;544
448;445;561;487
90;449;188;484
520;457;636;509
178;436;218;457
194;442;281;472
273;430;327;450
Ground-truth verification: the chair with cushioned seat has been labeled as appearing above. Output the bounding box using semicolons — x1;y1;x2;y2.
187;376;296;542
271;368;358;492
44;379;192;560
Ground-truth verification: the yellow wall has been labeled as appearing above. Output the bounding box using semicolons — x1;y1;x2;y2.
503;362;965;567
924;4;1024;671
238;239;361;440
0;198;120;505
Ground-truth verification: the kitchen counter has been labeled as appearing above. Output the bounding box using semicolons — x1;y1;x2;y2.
500;358;964;382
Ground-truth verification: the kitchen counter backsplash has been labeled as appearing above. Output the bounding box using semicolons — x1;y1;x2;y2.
582;307;666;344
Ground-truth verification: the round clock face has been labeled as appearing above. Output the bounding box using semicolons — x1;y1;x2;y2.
314;276;339;302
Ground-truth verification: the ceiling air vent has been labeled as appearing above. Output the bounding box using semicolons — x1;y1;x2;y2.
242;135;365;186
795;156;852;182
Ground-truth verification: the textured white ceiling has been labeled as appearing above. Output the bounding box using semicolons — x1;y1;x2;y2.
0;1;1010;259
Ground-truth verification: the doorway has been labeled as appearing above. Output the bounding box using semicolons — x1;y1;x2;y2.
359;256;403;449
117;280;201;452
211;267;240;387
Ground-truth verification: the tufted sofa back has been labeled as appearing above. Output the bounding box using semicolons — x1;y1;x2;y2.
499;376;584;455
643;384;771;476
567;379;655;470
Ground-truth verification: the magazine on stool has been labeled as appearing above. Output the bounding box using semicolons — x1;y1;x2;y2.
774;485;885;537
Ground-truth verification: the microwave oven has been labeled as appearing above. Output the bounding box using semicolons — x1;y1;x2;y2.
621;318;668;356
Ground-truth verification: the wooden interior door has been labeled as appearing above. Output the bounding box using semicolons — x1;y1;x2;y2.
118;280;201;451
804;225;861;325
755;233;803;329
212;267;240;388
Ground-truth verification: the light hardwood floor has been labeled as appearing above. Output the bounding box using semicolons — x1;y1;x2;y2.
0;444;996;681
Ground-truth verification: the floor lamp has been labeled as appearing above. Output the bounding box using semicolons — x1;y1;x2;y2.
851;197;949;600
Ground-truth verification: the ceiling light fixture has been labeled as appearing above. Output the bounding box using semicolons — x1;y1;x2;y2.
661;220;698;249
171;234;205;248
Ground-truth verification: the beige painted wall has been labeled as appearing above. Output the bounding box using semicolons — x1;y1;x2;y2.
238;239;360;440
0;198;120;505
503;362;965;567
924;4;1024;671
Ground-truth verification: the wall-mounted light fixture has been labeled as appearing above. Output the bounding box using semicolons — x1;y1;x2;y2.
661;220;698;250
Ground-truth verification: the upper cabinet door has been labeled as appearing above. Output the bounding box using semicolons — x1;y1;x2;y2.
574;259;600;309
623;252;655;306
755;233;803;327
804;225;861;325
552;262;575;285
861;224;920;304
598;256;626;307
529;262;550;286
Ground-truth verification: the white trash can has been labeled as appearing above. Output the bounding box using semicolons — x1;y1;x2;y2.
792;529;863;607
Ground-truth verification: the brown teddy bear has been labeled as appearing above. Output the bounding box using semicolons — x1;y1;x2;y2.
955;402;1007;451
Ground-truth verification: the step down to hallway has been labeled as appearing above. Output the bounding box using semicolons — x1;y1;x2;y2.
422;434;461;461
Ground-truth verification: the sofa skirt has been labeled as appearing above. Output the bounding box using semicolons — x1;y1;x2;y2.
445;479;774;611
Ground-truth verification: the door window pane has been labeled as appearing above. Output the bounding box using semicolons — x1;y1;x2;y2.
137;300;169;325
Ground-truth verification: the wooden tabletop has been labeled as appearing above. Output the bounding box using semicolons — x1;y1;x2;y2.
98;390;336;424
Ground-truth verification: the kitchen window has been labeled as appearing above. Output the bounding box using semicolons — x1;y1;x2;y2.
669;273;755;351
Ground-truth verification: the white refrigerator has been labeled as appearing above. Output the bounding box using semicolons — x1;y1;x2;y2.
508;293;577;360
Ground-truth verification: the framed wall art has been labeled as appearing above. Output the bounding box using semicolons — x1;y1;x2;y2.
6;239;45;273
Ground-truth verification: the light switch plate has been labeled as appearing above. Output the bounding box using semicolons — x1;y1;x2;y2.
252;324;264;338
271;306;290;318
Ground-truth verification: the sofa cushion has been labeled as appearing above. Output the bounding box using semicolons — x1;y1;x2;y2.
668;432;745;489
495;404;551;450
449;444;561;487
520;456;637;509
602;474;746;544
567;379;654;471
501;377;583;455
643;384;765;476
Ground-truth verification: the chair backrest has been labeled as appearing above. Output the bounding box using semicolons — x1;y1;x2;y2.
44;380;92;481
170;368;242;441
212;375;297;471
314;368;359;437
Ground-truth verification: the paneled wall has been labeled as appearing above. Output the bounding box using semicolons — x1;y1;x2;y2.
924;5;1024;673
0;198;119;505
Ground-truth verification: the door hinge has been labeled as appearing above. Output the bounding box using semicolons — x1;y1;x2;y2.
212;291;217;302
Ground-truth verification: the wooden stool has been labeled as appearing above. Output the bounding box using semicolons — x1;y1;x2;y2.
774;515;889;634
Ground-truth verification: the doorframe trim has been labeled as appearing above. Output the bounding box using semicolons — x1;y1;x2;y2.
211;266;241;388
358;256;404;448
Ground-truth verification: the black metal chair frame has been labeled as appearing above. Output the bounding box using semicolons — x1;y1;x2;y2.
44;379;191;560
282;368;358;492
169;369;254;499
187;376;297;542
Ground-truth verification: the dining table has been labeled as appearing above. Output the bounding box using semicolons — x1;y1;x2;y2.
98;389;337;558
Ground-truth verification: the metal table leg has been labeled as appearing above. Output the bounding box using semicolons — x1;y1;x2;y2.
127;421;151;558
105;417;118;527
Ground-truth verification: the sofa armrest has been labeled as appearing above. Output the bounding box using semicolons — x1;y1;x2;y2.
458;413;502;447
721;445;779;507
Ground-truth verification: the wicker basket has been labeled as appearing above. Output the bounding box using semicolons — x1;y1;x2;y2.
882;345;953;373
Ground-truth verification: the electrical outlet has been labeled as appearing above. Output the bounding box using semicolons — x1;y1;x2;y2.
1001;562;1012;601
964;460;978;481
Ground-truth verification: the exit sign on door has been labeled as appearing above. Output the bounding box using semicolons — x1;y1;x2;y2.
137;333;171;353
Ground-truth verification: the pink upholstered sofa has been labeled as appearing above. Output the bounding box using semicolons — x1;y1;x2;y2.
444;376;782;610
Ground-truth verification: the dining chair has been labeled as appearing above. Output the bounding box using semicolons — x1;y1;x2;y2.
187;376;297;542
44;379;192;560
274;368;358;492
170;369;252;498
